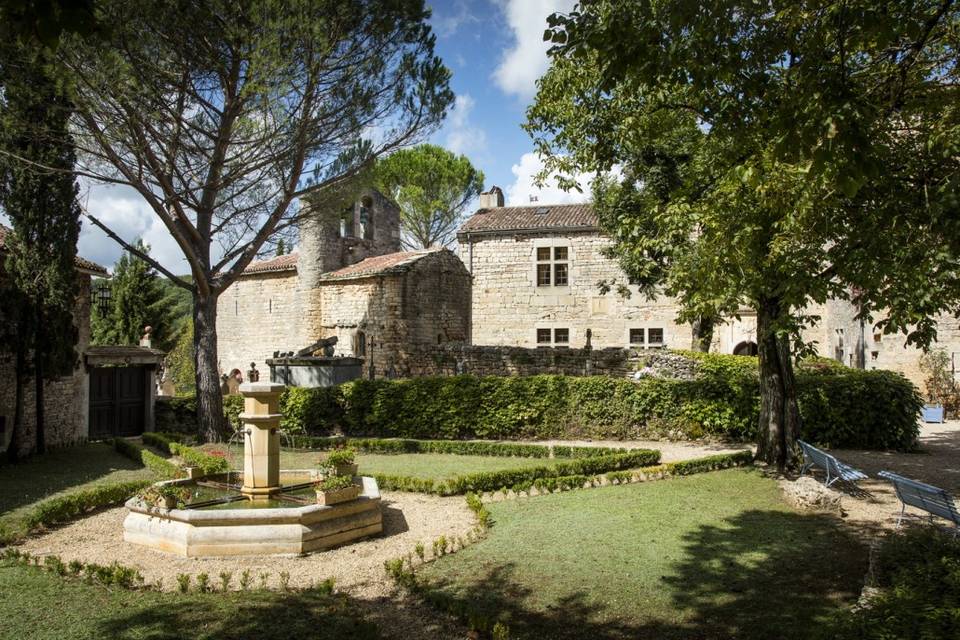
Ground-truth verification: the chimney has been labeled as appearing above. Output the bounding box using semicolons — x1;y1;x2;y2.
478;186;504;210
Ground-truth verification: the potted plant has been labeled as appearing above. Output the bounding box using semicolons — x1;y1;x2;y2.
315;474;360;506
138;484;191;510
324;448;358;477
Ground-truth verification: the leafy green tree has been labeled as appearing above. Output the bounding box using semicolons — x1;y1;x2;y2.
0;41;82;458
53;0;452;440
529;1;960;469
92;240;184;353
375;144;484;249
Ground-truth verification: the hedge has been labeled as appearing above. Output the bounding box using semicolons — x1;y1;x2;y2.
112;438;181;479
155;395;244;434
283;435;631;459
168;442;229;475
374;449;660;495
276;362;920;450
23;480;153;530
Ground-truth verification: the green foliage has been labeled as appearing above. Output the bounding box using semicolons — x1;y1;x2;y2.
317;474;354;491
281;364;919;450
374;143;485;248
465;492;491;529
223;394;244;430
824;527;960;639
324;448;356;467
154;396;199;434
169;442;229;475
112;438;181;479
919;349;960;417
140;431;184;454
281;386;344;435
164;319;196;396
91;241;185;352
24;480;151;530
287;435;559;458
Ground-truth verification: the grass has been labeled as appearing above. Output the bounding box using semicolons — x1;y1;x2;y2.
0;561;379;640
0;443;157;540
208;447;564;481
418;468;869;640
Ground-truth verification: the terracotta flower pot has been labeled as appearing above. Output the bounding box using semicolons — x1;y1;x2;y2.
316;485;361;506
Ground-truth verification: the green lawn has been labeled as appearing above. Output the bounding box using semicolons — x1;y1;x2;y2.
211;447;563;481
419;468;868;640
0;561;379;640
0;443;156;540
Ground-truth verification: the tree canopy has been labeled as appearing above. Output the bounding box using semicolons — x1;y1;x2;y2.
48;0;452;439
374;143;484;249
529;0;960;468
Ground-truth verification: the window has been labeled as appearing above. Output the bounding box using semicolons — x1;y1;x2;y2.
354;331;366;357
339;208;355;237
535;245;569;287
360;196;374;240
873;333;882;343
537;328;569;347
630;327;666;349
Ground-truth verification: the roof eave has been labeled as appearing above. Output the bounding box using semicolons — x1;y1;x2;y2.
456;225;600;240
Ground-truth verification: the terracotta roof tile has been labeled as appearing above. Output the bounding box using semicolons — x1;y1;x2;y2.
241;252;299;274
457;203;597;235
0;223;107;275
318;249;438;282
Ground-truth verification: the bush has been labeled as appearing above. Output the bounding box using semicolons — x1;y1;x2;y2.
285;436;571;458
278;360;920;450
155;394;245;434
823;527;960;639
24;480;152;529
112;438;181;479
169;442;230;475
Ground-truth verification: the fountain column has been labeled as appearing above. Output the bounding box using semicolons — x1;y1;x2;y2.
238;382;285;499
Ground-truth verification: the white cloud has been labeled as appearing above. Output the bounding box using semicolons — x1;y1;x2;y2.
79;183;189;275
504;151;620;206
493;0;576;101
430;0;478;38
444;94;488;157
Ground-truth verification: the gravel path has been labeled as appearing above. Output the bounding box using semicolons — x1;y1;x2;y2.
20;491;474;597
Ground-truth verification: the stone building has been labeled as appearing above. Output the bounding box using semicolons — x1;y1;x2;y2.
216;189;471;379
457;187;960;389
0;224;105;455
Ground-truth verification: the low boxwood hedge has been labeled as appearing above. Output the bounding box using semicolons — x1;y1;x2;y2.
112;438;181;479
283;435;630;459
23;480;153;530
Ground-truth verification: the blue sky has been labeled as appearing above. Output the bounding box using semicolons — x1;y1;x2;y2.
63;1;593;273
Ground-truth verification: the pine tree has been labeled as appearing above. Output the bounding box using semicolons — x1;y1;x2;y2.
92;240;183;353
0;42;82;458
275;239;286;257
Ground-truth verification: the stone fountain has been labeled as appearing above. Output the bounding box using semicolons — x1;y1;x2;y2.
122;382;382;557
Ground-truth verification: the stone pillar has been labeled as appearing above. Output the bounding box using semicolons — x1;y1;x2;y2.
239;382;285;499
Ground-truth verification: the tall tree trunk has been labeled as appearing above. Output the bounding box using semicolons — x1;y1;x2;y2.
34;302;45;455
754;296;802;471
691;315;715;352
7;349;26;462
193;292;228;442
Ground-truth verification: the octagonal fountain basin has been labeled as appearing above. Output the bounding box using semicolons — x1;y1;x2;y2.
123;471;382;557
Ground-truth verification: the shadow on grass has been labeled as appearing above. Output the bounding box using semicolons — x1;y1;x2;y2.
0;443;146;514
424;509;868;640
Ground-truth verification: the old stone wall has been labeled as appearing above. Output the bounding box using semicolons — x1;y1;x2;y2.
459;231;691;350
217;270;302;376
0;274;91;455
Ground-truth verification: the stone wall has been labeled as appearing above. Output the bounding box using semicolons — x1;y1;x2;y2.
217;270;302;376
459;231;692;350
0;274;91;456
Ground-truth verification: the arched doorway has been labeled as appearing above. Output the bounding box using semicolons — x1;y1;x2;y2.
733;341;759;356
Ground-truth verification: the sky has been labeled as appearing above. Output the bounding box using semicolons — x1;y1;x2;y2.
20;0;596;274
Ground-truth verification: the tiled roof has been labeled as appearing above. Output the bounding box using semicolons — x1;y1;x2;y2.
457;203;598;235
0;223;107;275
241;252;299;274
318;249;438;282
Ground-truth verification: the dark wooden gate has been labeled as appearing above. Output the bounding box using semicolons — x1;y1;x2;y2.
89;366;147;439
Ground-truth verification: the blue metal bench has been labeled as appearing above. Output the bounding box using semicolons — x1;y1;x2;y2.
798;440;868;487
878;470;960;533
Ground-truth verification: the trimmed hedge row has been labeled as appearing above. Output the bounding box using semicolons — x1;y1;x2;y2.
277;359;920;449
284;435;631;459
23;480;153;530
112;438;181;479
169;442;229;475
374;449;660;495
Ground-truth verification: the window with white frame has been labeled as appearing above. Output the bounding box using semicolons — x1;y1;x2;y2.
536;246;569;287
537;327;570;347
629;327;665;348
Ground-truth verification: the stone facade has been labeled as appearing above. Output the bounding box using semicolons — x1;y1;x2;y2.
0;271;95;456
216;190;472;380
459;229;690;351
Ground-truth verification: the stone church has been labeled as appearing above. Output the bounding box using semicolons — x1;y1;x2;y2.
216;189;471;379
